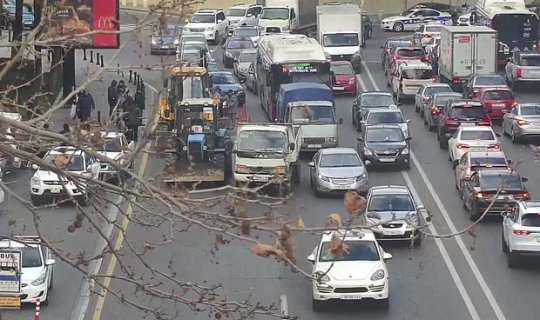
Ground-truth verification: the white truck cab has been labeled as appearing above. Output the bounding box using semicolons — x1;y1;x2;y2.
391;61;435;102
30;146;101;206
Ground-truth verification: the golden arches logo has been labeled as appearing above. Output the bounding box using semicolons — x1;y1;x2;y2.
97;16;116;29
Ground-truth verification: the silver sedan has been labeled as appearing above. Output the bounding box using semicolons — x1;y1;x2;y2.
309;148;369;196
502;103;540;143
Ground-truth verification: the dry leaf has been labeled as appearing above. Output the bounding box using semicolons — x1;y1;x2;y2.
326;213;342;228
344;191;367;216
328;234;349;258
297;216;306;229
252;244;283;257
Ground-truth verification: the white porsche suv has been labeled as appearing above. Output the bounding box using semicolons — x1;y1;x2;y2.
30;146;101;206
0;236;55;305
308;229;392;311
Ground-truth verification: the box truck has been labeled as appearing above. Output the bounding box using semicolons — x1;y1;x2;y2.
258;0;317;33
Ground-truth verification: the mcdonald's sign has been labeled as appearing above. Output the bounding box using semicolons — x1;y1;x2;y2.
44;0;119;48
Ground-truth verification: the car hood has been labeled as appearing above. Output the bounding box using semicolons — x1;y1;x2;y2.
299;124;337;138
96;151;122;161
236;62;252;70
34;169;81;181
185;23;215;29
212;84;243;92
364;141;406;150
319;166;365;179
225;49;245;57
334;74;355;85
21;266;43;283
382;16;406;22
315;261;381;281
367;210;416;222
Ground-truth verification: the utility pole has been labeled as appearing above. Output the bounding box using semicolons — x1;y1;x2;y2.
62;48;76;105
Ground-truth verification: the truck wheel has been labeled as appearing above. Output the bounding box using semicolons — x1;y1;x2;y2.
393;22;404;32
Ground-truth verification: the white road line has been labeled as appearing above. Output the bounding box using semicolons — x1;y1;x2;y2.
280;294;289;317
361;60;508;320
401;172;481;320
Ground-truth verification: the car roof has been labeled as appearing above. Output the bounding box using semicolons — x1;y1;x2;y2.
210;71;235;76
520;201;540;213
320;229;377;242
365;124;402;130
458;125;494;132
369;185;411;195
240;49;258;54
320;147;358;155
433;92;461;97
468;151;506;158
48;146;83;156
367;108;402;114
228;36;253;41
0;237;40;249
361;91;393;96
196;9;221;14
477;169;518;177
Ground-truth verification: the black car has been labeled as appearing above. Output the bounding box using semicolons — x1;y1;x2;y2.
222;36;255;68
150;24;181;55
380;39;413;69
462;169;530;221
209;71;245;105
357;124;411;169
352;91;396;126
362;14;373;43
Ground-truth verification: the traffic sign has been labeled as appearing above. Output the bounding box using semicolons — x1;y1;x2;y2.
0;249;22;309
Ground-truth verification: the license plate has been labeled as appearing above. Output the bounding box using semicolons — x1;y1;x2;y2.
307;144;322;148
0;296;21;309
161;45;169;48
460;122;476;126
379;157;396;163
333;87;345;91
335;185;352;190
492;104;505;108
470;147;486;151
341;294;363;300
50;188;61;194
251;175;269;182
497;195;513;200
383;229;405;235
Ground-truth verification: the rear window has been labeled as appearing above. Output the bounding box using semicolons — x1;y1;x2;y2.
475;76;506;86
480;174;523;190
521;105;540;115
450;106;487;119
402;68;433;79
434;95;460;106
521;214;540;227
425;26;441;33
389;41;413;49
521;56;540;66
425;86;452;96
460;130;495;140
470;156;507;167
396;48;424;58
483;90;514;100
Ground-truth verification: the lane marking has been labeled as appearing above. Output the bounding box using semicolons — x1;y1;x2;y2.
280;294;289;317
362;61;508;320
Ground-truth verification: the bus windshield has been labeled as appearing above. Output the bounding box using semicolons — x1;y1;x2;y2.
492;13;539;48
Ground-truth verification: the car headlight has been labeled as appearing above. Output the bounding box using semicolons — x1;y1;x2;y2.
31;270;47;286
325;137;338;143
401;148;409;155
364;148;373;156
31;176;40;185
225;52;233;58
352;50;361;58
314;271;330;283
235;164;249;174
356;173;367;181
206;27;214;31
151;39;157;45
318;174;330;182
370;269;385;281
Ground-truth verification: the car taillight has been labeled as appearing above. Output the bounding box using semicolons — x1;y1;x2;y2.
479;118;492;126
516;68;522;78
445;118;458;126
457;143;470;149
476;192;493;199
421;55;428;62
515;192;531;200
394;56;401;61
511;101;518;107
513;229;530;236
452;78;461;84
431;106;441;115
488;143;501;149
517;119;529;126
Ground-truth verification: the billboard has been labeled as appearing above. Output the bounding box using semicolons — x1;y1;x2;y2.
43;0;120;48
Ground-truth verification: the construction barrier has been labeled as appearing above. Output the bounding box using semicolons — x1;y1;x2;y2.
34;299;40;320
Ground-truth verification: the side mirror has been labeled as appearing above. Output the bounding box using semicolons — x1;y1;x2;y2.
405;136;412;141
383;252;393;261
184;18;189;23
417;205;425;211
247;13;253;17
289;142;295;150
232;149;237;154
406;119;411;123
307;253;315;263
31;164;39;170
217;19;223;23
521;177;529;182
308;162;315;167
364;160;371;166
338;118;343;125
45;259;56;265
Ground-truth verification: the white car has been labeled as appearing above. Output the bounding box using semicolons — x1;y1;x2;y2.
0;236;55;304
380;7;452;32
30;146;101;206
308;229;392;311
448;125;501;166
502;201;540;268
95;132;135;181
391;61;435;102
226;3;262;35
413;23;442;47
182;9;229;44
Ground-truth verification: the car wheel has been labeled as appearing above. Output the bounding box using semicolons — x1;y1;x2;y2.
469;201;480;221
439;135;447;149
507;251;520;268
403;161;410;170
511;127;521;143
213;31;219;45
49;270;54;290
292;165;300;185
393;22;404;32
312;299;324;312
502;230;509;253
377;297;390;310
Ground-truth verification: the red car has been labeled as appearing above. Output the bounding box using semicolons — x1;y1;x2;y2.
477;86;517;120
330;61;358;95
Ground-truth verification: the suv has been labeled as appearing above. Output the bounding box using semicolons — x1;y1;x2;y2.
307;229;392;311
30;146;101;206
0;236;55;304
365;186;424;245
502;201;540;268
226;3;262;35
182;9;229;44
357;124;411;169
436;99;491;149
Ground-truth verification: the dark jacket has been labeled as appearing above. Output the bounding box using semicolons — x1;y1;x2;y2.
125;104;142;126
77;92;95;118
108;81;118;107
134;90;144;110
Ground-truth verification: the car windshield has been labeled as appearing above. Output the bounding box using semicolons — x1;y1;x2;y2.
319;240;380;262
211;73;237;84
239;52;257;62
521;214;540;227
183;44;206;52
100;137;122;152
234;28;258;37
365;128;404;142
470;156;507;167
460;130;495;140
388;41;413;49
521;56;540;66
21;247;42;268
320;153;361;168
190;14;215;23
401;9;416;16
182;52;200;63
396;48;424;58
368;194;415;211
475;76;506;86
425;86;452;96
331;63;354;75
44;154;84;171
237;131;287;152
361;95;394;107
402;68;433;79
483;90;514;100
367;112;404;124
480;173;523;190
206;63;220;72
425;26;441;33
450;106;487;119
323;33;359;47
290;105;335;124
261;8;289;20
521;105;540;115
227;40;254;49
434;94;460;106
227;8;246;17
